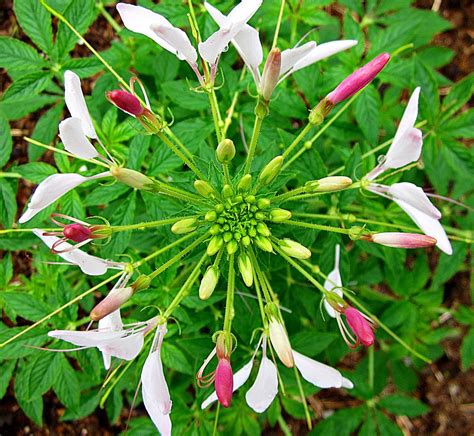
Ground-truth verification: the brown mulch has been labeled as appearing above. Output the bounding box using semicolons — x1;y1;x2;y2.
1;0;473;435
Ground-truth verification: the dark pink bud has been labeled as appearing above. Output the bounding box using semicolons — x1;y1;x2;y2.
345;307;375;347
63;223;91;243
106;90;144;116
327;53;390;104
215;358;233;407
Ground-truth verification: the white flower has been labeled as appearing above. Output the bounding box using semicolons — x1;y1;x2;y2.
366;87;422;181
98;310;123;369
323;244;343;318
59;117;99;160
141;324;172;436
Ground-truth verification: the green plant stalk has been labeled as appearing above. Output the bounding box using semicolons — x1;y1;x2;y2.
111;215;199;232
0;172;21;178
223;253;236;333
213;403;221;436
248;247;273;303
243;113;265;175
208;87;224;142
0;228;57;235
164;127;196;162
0;270;123;348
148;232;209;280
222;164;231;185
151;181;208;206
368;345;374;392
96;2;121;33
273;186;306;202
272;0;286;49
293;365;313;430
282;219;356;235
222;67;246;137
282;123;313;159
163;253;207;318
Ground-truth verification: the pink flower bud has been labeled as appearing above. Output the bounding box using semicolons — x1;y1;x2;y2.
90;286;133;321
260;48;281;101
106;90;145;116
370;232;437;249
215;357;233;408
344;307;374;347
63;223;92;243
327;53;390;105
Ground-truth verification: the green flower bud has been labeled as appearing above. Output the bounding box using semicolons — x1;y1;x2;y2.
256;222;271;237
222;184;234;198
255;212;265;220
110;166;154;190
171;218;197;234
257;198;271;209
305;176;352;193
207;236;223;256
210;224;221;235
237;174;252;192
279;238;311;259
199;266;219;300
245;195;256;204
226;239;239;255
223;232;233;243
205;211;217;222
238;253;253;287
216;139;236;163
255;235;273;253
258;155;284;185
194;180;217;198
269;208;292;222
242;235;251;246
215;204;224;213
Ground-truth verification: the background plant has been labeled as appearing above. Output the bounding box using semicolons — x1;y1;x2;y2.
0;0;472;434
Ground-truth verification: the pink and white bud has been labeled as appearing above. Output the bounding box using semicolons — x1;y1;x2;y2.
344;307;374;347
369;232;437;249
215;357;234;408
260;48;281;101
106;90;145;116
90;286;133;321
63;223;92;243
268;319;294;368
327;53;390;105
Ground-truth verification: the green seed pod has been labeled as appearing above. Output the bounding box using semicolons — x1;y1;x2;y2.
207;236;223;256
238;252;253;287
226;239;239;255
279;238;311;259
216;139;236;163
222;184;234;198
171;218;197;234
269;208;292;222
237;174;252;192
205;211;217;222
258;156;284;185
256;222;271;237
199;266;219;300
194;180;217;198
255;235;273;252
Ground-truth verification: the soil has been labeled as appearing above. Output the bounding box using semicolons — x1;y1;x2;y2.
1;0;473;435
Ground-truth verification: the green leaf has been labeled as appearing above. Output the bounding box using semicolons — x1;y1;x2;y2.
14;162;57;183
354;85;381;144
2;71;53;101
0;359;15;399
161;80;208;110
53;354;80;409
161;342;194;375
0;36;47;71
14;0;54;54
378;394;429;417
1;291;52;322
0;253;13;287
0;95;58;121
375;411;403;436
0;116;12;168
310;406;365;435
30;103;65;161
0;179;17;228
442;73;474;116
291;331;338;356
461;328;474;370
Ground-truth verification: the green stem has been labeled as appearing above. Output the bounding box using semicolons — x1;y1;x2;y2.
293;365;312;430
274;186;306;202
163;253;207;318
152;181;207;206
111;215;198;232
96;2;121;33
368;346;374;392
248;247;273;303
208;88;224;143
272;0;286;49
222;164;231;185
0;228;57;235
244;114;265;175
148;232;209;280
0;172;21;178
282;123;313;159
213;403;221;436
283;219;356;236
164;127;196;162
222;68;246;137
223;253;236;333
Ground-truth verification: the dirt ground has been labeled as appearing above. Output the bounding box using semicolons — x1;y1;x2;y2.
0;0;473;434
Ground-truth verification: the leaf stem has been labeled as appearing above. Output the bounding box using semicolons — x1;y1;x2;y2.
111;215;199;232
244;113;265;175
223;253;235;333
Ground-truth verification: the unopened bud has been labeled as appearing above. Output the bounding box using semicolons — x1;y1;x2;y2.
205;211;217;222
305;176;352;193
194;180;217;198
344;307;375;347
199;266;219;299
260;48;282;101
90;286;133;321
327;53;390;105
215;357;233;408
207;235;223;256
237;174;252;192
258;156;284;186
367;232;437;249
226;239;238;255
269;208;292;222
171;218;197;234
279;238;311;259
268;317;294;368
106;90;145;116
238;252;253;287
216;139;236;163
256;222;270;237
222;184;234;198
255;235;273;253
257;198;271;209
63;223;91;243
110;166;154;190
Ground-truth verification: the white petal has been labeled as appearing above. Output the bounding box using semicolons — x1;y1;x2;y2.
150;24;197;63
19;172;110;223
388;183;441;219
201;359;254;409
116;3;178;56
226;0;262;24
245;356;278;413
392;87;421;147
48;329;127;347
280;42;317;77
384;127;423;170
98;310;124;369
99;333;144;361
64;71;97;139
142;350;172;416
288;40;358;74
389;194;453;255
341;377;354;389
323;244;343;318
143;388;172;436
33;229;111;275
59;117;99;159
293;350;343;388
